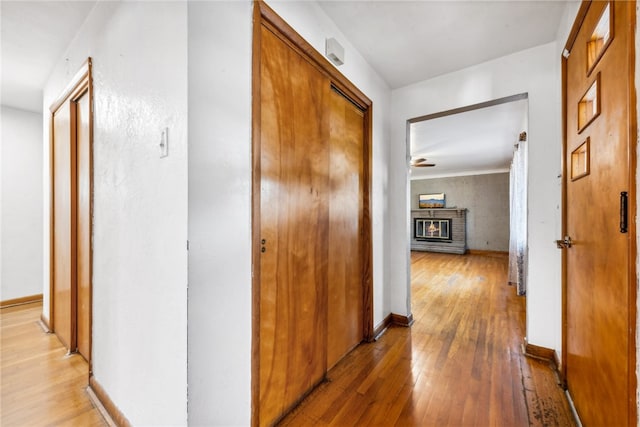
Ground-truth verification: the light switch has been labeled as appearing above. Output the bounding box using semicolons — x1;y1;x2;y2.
160;127;169;158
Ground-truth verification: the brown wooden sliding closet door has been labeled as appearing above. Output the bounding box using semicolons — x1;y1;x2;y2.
75;91;92;361
258;25;331;426
327;89;364;369
254;5;373;426
50;59;92;362
52;103;76;350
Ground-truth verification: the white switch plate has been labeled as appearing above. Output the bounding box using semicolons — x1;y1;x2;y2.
160;127;169;158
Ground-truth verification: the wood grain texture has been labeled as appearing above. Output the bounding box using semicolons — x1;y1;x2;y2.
251;3;263;424
49;58;93;358
253;4;374;426
327;89;364;370
256;2;370;111
278;252;575;427
258;24;331;427
0;294;43;308
1;302;105;427
564;1;635;425
625;0;638;418
372;314;393;340
524;340;558;366
389;313;414;327
52;102;75;351
75;90;92;362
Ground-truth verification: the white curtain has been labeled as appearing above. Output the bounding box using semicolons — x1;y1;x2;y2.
508;135;528;295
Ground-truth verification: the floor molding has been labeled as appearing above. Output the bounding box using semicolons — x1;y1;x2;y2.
523;339;562;379
1;294;43;308
467;250;509;257
391;312;415;327
89;376;131;427
38;315;51;333
86;386;118;427
523;340;556;363
372;312;415;341
372;314;392;340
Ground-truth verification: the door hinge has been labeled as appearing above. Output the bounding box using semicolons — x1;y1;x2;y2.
563;49;570;59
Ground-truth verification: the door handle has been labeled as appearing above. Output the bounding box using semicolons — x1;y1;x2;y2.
556;236;572;249
620;191;628;233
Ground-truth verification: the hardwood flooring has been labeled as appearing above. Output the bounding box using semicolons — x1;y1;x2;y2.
279;251;575;426
1;252;573;426
1;302;105;427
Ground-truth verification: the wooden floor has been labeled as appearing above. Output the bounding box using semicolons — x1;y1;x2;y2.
279;251;575;426
1;253;574;426
1;302;105;427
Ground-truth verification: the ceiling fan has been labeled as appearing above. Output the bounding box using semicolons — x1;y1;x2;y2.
411;157;436;167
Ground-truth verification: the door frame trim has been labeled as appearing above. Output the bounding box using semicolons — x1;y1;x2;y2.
560;2;637;422
49;57;94;364
251;2;374;425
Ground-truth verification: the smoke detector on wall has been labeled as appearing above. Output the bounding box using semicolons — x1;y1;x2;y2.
326;37;345;66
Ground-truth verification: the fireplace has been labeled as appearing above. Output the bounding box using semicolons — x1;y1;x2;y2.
415;218;452;241
411;208;467;254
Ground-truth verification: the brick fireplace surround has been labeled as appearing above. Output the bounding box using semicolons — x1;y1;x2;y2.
411;208;467;254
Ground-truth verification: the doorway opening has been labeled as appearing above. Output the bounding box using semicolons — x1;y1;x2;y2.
406;93;529;310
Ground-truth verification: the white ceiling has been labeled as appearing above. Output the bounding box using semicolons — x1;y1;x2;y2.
318;0;568;179
2;1;567;177
409;98;528;179
1;1;97;112
318;0;569;89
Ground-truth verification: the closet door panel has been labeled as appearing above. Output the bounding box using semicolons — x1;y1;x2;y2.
258;26;330;426
327;89;364;369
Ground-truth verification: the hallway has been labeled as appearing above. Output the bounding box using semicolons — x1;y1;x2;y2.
0;252;574;426
279;252;575;426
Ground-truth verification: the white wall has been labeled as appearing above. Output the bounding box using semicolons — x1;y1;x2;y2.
42;2;188;425
187;1;392;424
391;42;563;352
1;106;43;301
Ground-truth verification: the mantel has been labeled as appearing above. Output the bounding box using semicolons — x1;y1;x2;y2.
412;208;467;217
411;208;467;212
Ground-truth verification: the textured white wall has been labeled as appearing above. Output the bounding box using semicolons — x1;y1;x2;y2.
411;173;510;252
391;42;563;352
187;1;392;424
1;106;43;301
42;2;188;425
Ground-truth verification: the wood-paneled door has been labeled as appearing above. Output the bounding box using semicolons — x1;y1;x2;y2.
562;2;636;425
75;88;92;361
327;88;365;369
252;4;373;426
50;59;93;363
257;23;331;424
52;98;75;350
